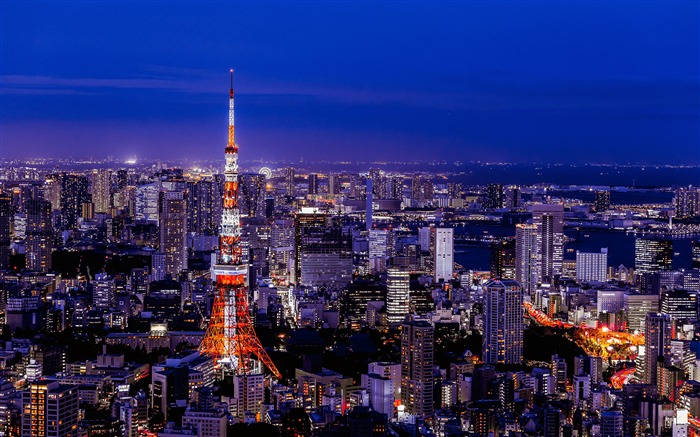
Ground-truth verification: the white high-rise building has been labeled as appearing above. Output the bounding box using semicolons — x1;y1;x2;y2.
515;223;540;294
368;362;401;401
362;373;394;416
368;229;391;273
432;228;454;282
482;280;523;365
232;373;264;419
576;248;608;283
386;268;410;325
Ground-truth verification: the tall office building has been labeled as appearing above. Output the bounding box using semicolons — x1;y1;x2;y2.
0;193;10;270
368;229;391;273
285;168;295;196
22;380;79;437
43;173;62;212
693;241;700;268
135;183;159;224
594;190;611;212
60;174;89;230
576;248;608;283
675;187;700;218
90;169;112;214
238;174;266;219
624;293;659;334
25;199;53;272
189;178;222;234
308;173;319;196
482;280;523;365
386;268;410;325
116;169;128;190
328;174;339;195
401;319;434;417
644;313;672;386
532;204;564;280
490;238;516;280
369;168;385;199
411;176;433;204
660;289;698;321
515;223;539;294
159;191;188;278
431;228;454;282
389;176;403;200
484;184;504;209
295;213;352;287
505;186;521;209
635;238;673;274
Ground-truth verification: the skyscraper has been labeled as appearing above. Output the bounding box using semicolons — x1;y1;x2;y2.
576;248;608;283
386;268;410;325
60;173;89;230
188;177;222;234
90;169;112;214
635;238;672;274
328;173;339;195
482;280;523;365
660;289;698;321
594;190;611;212
532;204;564;280
0;193;11;270
675;186;700;218
432;228;454;283
644;313;671;386
515;223;539;294
25;199;53;272
159;191;187;278
285;167;295;196
308;173;318;195
401;319;434;417
368;229;391;273
490;238;516;280
135;183;159;224
238;174;266;219
505;186;521;209
485;184;504;209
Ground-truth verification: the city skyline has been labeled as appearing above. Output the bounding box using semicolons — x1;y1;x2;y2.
1;1;698;164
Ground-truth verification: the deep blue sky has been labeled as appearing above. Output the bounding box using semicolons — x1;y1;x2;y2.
1;1;698;164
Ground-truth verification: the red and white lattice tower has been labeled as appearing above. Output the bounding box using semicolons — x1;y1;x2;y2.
199;70;281;379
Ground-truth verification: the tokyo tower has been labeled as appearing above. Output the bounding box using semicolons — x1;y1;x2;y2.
199;70;281;379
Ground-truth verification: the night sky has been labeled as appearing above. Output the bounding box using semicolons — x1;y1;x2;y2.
1;1;698;164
